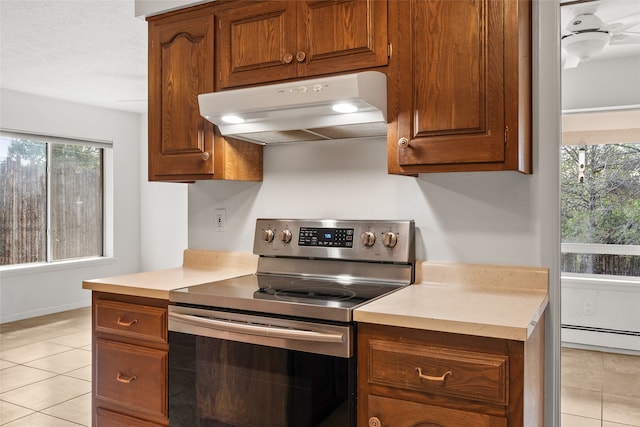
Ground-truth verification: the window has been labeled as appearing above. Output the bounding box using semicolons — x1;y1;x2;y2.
561;140;640;278
0;130;108;266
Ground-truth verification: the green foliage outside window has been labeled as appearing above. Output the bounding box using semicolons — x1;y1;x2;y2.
561;143;640;276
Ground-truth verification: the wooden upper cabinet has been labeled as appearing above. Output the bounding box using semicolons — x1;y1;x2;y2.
387;0;532;174
216;0;388;89
148;6;263;182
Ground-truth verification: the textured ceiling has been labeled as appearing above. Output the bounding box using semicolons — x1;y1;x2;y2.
0;0;148;113
0;0;638;115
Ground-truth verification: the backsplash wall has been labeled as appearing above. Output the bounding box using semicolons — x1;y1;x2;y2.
188;137;541;266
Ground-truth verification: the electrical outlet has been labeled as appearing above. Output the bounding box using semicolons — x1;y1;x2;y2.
584;301;594;315
215;208;226;232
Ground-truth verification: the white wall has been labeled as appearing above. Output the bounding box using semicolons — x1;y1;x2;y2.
189;139;542;264
562;56;640;111
138;113;188;271
0;89;142;322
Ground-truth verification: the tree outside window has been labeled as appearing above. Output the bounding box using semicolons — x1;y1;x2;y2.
561;142;640;277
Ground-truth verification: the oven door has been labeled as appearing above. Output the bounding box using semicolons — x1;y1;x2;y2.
168;305;355;427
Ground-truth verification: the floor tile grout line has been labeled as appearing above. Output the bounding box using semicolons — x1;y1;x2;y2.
0;346;89;367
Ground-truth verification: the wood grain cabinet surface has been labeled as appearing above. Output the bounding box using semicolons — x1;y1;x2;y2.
387;0;532;174
357;320;545;427
147;5;263;182
92;293;169;427
215;0;388;89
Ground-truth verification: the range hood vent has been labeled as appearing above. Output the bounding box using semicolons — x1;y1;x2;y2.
198;71;387;145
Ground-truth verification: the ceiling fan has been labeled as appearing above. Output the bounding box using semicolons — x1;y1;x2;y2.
561;2;640;69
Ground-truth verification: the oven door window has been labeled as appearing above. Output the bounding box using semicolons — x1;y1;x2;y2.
169;331;354;427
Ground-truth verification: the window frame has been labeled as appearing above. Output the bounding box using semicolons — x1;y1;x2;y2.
560;108;640;280
0;129;113;271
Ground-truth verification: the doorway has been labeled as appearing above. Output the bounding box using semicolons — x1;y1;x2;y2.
560;1;640;425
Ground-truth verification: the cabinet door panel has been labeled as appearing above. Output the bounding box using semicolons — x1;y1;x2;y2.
217;1;298;88
148;12;215;178
393;0;508;169
300;0;388;76
368;395;507;427
96;339;168;418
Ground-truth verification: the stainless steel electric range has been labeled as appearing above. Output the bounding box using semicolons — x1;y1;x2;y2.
168;219;415;427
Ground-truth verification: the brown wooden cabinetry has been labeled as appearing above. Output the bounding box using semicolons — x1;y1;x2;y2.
147;6;263;182
92;293;169;426
215;0;388;89
387;0;532;174
357;319;545;427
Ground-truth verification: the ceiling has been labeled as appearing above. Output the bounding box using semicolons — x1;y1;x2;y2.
0;0;638;115
0;0;148;113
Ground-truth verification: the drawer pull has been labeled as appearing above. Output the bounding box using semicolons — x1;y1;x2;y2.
116;373;137;384
415;367;452;382
368;416;382;427
116;318;138;327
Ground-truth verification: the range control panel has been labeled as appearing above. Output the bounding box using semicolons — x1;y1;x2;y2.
253;219;415;263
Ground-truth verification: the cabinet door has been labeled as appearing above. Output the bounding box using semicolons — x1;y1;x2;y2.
95;339;168;418
216;1;298;89
148;10;215;179
388;0;530;174
367;395;507;427
298;0;388;77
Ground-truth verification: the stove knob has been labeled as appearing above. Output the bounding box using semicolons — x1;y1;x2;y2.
382;232;398;248
262;228;275;242
279;229;292;244
360;231;376;247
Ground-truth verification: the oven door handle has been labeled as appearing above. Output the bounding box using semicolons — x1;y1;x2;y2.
169;312;345;343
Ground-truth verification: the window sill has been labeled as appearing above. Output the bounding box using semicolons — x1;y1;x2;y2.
0;257;116;279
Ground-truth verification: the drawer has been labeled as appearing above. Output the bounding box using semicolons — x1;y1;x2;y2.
367;339;508;405
96;339;168;418
96;407;165;427
95;299;167;343
367;395;507;427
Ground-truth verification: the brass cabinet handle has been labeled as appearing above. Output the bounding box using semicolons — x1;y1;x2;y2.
369;416;382;427
116;373;137;384
415;367;452;382
398;137;409;148
116;318;138;327
296;51;306;62
283;52;294;64
201;151;210;161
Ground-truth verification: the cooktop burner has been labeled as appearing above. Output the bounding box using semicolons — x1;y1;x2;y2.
170;219;415;322
253;275;392;306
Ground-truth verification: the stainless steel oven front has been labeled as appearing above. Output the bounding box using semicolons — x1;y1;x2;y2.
168;306;355;426
167;219;415;427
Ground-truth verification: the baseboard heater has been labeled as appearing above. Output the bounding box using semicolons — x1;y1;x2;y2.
562;324;640;337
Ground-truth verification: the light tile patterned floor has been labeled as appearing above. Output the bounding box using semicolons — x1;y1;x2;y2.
0;308;91;426
1;308;639;426
561;346;640;427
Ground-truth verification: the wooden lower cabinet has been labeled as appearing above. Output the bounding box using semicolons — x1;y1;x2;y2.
92;292;169;426
368;395;506;427
357;318;545;427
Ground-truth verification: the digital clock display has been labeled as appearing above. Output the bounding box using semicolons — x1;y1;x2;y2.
298;227;354;247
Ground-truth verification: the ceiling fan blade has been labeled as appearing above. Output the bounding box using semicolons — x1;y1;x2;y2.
609;32;640;45
606;12;640;34
563;55;581;69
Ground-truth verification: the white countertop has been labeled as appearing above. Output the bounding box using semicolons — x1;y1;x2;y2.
354;261;549;341
83;254;548;342
82;249;258;300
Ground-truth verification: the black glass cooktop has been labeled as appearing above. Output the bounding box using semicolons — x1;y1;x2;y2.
170;274;407;323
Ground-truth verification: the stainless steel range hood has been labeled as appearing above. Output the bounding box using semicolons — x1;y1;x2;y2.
198;71;387;145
